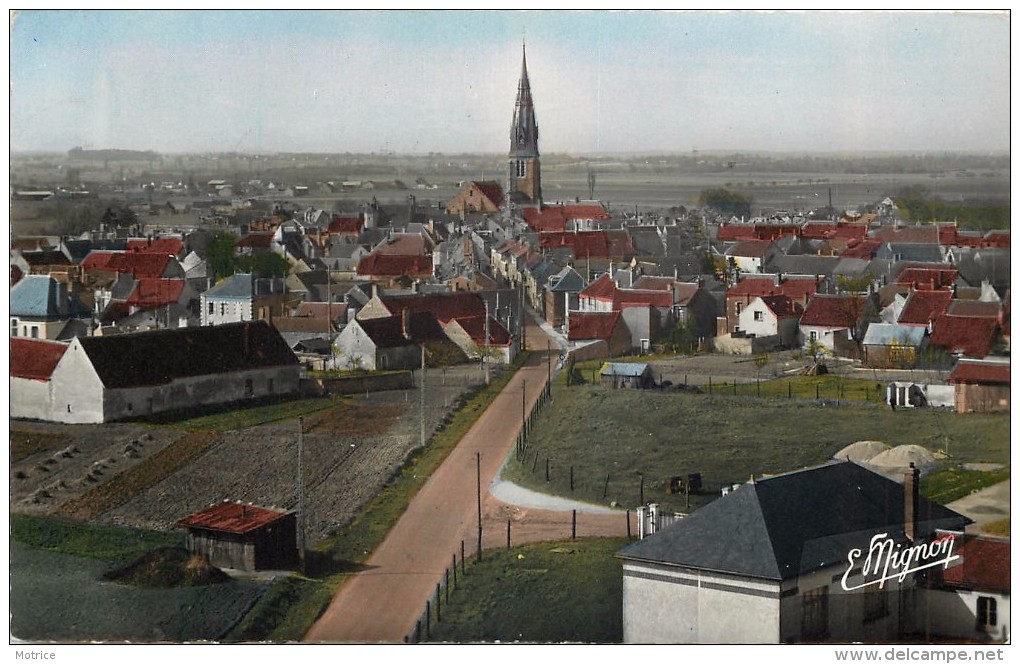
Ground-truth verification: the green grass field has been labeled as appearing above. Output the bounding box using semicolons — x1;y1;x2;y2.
503;385;1009;514
426;538;627;644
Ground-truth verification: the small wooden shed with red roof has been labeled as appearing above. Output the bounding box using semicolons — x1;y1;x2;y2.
176;500;297;571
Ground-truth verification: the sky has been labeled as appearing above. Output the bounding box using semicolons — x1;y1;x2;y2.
8;9;1012;155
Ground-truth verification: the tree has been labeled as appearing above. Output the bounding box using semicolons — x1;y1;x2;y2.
237;252;291;279
205;232;239;281
698;188;752;217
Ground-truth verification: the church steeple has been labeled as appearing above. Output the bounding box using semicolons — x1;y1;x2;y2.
507;42;541;206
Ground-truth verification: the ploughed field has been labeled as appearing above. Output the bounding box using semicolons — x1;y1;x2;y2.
9;365;491;547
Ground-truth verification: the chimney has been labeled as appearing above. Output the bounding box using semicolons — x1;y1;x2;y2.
904;463;920;542
401;309;411;341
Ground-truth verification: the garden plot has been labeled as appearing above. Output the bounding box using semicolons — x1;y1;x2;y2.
10;423;186;516
10;542;268;643
97;367;489;544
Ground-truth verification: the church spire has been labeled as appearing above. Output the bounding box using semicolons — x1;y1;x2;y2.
507;42;541;205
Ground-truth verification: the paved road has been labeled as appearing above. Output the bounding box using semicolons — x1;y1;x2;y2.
303;317;634;643
946;479;1010;534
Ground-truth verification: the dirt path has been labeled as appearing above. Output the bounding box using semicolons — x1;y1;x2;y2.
303;318;634;643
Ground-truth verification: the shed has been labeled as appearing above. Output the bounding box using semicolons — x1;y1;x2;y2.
176;501;297;571
600;362;653;389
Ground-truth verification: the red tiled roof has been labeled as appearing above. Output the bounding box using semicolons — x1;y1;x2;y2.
983;231;1010;249
473;181;504;207
947;300;1001;318
716;224;757;242
759;295;803;319
356;253;433;278
578;273;617;302
947;360;1010;385
378;292;486;325
936;224;958;247
839;238;882;259
872;225;940;244
175;501;290;535
10;338;67;381
929;315;999;358
125;278;185;309
750;224;799;242
727;276;782;299
615;289;673;309
539;231;612;259
327;215;364;234
235;233;273;249
81;251;172;278
799;295;860;328
897;290;953;326
941;536;1010;593
568;310;622;341
523;204;610;233
126;238;184;256
295;301;348;321
896;265;958;290
374;235;428;256
632;278;702;307
452;315;512;346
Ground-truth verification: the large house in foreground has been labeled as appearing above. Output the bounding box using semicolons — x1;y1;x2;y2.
10;321;301;423
617;461;970;644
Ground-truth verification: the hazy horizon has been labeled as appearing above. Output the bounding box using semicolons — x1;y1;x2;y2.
10;10;1011;155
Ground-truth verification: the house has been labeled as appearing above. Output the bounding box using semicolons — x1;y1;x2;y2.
600;362;653;389
201;273;286;326
862;323;927;369
544;266;586;328
617;461;968;644
355;253;434;283
10;274;91;340
897;290;953;328
723;239;772;273
567;310;631;358
10;321;301;424
735;295;803;347
330;311;448;371
9;338;70;421
798;294;865;356
925;535;1010;643
176;500;297;572
521;203;610;233
929;315;1000;359
723;274;820;334
946;358;1010;414
442;315;515;364
446;181;504;215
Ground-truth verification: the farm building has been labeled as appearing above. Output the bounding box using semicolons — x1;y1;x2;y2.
176;501;297;572
600;362;654;389
9;320;301;424
617;461;968;644
947;358;1010;414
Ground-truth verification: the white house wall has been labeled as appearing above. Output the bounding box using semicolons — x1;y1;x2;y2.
48;339;106;424
201;297;253;326
332;322;380;370
917;588;1010;643
622;561;781;643
10;377;53;421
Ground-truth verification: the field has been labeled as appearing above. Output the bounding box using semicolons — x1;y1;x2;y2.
426;537;628;644
501;384;1010;515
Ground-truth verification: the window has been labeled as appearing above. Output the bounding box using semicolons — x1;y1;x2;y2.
977;596;997;631
208;301;214;315
30;326;39;339
220;303;226;317
268;378;274;394
810;331;817;342
11;319;17;337
244;379;254;397
801;587;829;640
753;311;764;322
516;160;526;178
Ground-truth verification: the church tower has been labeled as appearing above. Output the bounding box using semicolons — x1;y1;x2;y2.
507;43;541;207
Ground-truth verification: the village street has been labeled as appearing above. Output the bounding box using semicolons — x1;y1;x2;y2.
303;317;635;643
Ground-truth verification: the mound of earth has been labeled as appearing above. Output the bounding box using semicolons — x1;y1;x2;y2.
833;440;891;463
102;547;231;588
867;444;937;472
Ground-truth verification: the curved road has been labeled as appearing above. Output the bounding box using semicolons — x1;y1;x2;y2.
304;318;634;643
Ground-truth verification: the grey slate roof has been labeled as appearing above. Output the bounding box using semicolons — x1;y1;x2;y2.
765;254;839;278
862;323;927;347
204;273;254;299
875;243;945;264
547;266;587;293
618;461;966;581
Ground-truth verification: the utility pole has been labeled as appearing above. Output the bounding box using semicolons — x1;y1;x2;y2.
420;345;426;447
297;416;305;569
